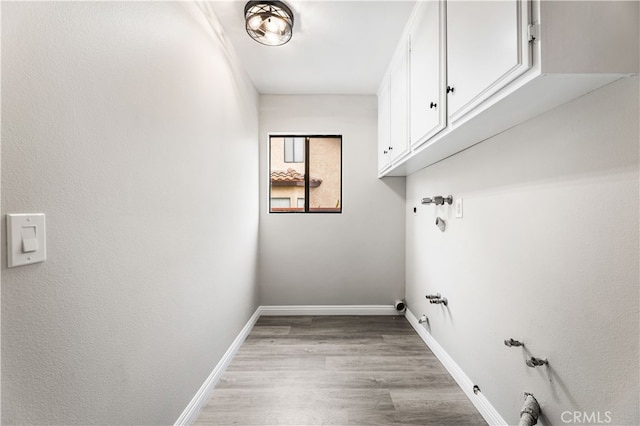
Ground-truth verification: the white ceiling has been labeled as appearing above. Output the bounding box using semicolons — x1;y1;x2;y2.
208;0;416;95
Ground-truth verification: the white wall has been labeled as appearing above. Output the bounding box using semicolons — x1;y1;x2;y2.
259;96;405;305
406;77;639;425
1;2;259;424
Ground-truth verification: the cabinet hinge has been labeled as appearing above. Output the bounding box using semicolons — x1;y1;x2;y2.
527;21;539;43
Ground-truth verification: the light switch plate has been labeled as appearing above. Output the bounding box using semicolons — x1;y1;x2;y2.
455;198;463;218
7;213;46;267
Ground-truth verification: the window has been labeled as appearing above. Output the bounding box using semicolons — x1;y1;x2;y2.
284;137;304;163
270;198;291;209
269;135;342;213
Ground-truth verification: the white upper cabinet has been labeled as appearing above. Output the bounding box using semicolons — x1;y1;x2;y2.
377;77;391;173
378;40;410;173
377;0;638;177
389;40;410;164
446;0;531;123
409;0;446;148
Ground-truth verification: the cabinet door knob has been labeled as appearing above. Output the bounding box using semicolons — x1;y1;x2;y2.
383;150;388;154
388;146;393;151
430;102;437;109
447;86;455;94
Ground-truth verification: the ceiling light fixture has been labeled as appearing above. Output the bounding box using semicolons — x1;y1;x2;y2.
244;1;294;46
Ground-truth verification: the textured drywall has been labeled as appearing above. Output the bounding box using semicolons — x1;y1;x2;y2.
406;77;639;425
1;2;259;424
259;96;406;305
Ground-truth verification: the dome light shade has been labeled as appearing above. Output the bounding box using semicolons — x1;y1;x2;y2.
244;1;294;46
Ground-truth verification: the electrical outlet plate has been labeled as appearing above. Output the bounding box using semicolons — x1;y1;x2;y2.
455;198;463;218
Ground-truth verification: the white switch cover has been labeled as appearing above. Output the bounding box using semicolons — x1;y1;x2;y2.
455;198;463;218
7;213;46;267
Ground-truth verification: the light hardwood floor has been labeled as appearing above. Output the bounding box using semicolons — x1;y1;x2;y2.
194;315;486;425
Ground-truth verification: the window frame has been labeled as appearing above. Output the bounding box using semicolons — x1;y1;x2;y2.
268;134;342;214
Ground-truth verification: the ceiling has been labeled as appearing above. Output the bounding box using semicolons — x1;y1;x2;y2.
208;0;416;95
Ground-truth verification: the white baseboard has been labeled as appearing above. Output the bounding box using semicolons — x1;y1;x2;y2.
174;308;261;426
258;304;401;316
405;309;507;426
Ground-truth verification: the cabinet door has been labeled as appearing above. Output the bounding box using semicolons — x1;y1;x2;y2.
389;41;409;163
447;0;531;123
410;0;446;148
377;77;391;173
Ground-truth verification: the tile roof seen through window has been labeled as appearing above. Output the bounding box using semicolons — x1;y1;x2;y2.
271;168;322;187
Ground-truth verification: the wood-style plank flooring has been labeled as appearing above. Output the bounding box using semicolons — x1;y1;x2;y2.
194;315;486;425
